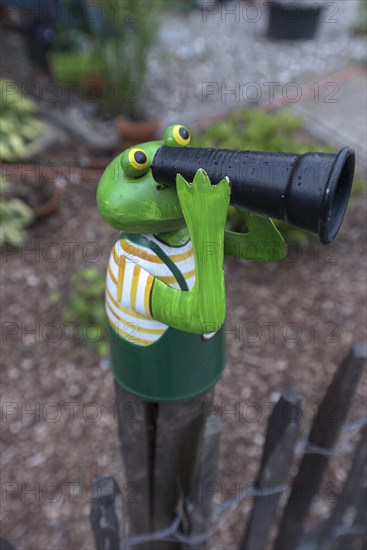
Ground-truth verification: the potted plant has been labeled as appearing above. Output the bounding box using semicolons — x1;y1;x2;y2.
49;0;163;146
266;0;327;41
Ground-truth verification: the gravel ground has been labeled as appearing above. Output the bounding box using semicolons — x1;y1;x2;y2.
1;1;366;549
146;0;366;125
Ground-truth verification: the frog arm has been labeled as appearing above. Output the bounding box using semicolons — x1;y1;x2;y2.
150;171;230;335
224;208;287;261
150;247;225;335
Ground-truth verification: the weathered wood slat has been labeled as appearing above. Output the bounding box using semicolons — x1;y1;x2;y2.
329;490;367;550
181;413;222;550
274;345;366;550
239;389;302;550
152;388;215;550
114;382;154;541
318;428;367;550
0;538;16;550
89;475;124;550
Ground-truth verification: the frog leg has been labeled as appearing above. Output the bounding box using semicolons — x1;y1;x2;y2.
224;208;287;261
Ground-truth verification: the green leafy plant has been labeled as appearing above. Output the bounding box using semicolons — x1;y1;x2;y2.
170;0;200;13
193;108;331;154
193;108;336;247
0;176;34;247
62;267;108;357
0;79;46;161
49;50;106;85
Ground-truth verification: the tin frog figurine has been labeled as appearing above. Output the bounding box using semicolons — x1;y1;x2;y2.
97;124;286;401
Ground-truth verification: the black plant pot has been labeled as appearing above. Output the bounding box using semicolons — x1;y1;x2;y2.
267;1;326;41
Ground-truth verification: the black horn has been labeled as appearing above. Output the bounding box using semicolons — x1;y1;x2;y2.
151;145;355;244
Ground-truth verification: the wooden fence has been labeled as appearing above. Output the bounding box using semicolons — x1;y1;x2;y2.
90;345;366;550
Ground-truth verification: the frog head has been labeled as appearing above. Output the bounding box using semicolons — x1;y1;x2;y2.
96;124;191;234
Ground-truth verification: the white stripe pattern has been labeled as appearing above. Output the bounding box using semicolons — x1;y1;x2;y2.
106;234;196;346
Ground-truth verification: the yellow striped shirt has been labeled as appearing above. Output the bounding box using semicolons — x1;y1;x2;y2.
106;235;195;346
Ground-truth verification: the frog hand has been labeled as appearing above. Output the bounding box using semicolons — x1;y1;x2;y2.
224;209;287;261
151;170;230;334
176;169;230;241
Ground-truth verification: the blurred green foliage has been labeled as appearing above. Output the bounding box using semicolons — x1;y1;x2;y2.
49;51;106;85
0;175;34;247
169;0;200;13
61;267;108;357
0;79;46;162
193;108;332;154
353;0;367;35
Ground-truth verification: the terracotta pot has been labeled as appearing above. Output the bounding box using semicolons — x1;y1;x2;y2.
115;116;159;149
31;181;64;219
13;170;64;221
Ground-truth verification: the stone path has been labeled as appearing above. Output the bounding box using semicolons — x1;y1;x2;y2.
151;1;366;171
291;65;367;171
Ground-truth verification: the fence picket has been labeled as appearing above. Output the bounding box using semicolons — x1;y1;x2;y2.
114;382;154;544
89;475;124;550
152;389;214;550
182;413;222;550
239;389;302;550
319;428;367;550
274;345;366;550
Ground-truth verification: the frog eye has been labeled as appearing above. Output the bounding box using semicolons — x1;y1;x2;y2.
163;124;191;147
120;148;150;177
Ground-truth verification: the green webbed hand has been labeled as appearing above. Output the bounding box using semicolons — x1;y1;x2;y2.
224;208;287;261
151;169;230;334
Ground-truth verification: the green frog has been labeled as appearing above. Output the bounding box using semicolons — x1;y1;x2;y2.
97;124;286;401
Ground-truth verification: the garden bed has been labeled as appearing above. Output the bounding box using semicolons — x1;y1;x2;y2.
1;149;366;548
